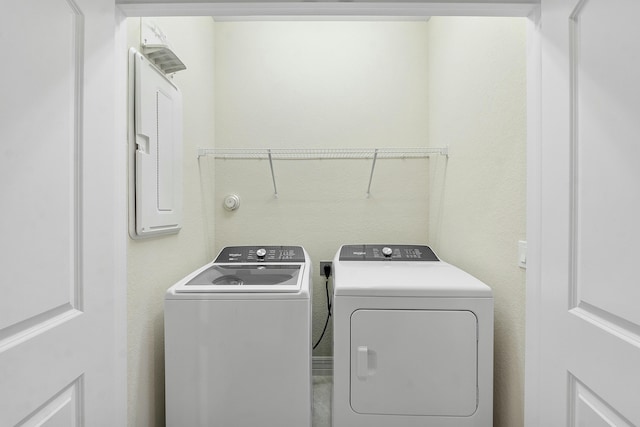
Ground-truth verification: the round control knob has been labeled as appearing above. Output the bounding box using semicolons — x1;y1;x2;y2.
256;248;267;259
382;247;393;257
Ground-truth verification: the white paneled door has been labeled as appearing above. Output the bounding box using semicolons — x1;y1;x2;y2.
538;0;640;425
0;0;124;426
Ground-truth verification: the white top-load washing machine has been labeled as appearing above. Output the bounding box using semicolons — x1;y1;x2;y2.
165;245;312;427
332;244;493;427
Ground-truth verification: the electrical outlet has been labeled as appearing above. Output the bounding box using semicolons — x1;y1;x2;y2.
320;261;332;277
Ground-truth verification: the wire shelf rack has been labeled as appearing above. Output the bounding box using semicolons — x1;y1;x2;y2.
197;147;449;197
197;147;448;160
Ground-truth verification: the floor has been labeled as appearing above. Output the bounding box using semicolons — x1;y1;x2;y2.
313;376;332;427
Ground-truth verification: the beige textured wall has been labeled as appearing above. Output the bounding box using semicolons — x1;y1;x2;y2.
125;16;526;426
126;17;216;427
426;17;527;427
208;21;431;356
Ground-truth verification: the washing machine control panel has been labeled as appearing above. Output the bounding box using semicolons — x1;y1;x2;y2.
215;246;305;263
339;244;439;261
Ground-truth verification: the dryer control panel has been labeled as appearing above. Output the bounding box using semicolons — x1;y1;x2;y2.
339;244;439;261
215;246;305;263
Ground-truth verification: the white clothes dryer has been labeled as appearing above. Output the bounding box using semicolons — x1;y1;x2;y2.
165;246;312;427
332;244;493;427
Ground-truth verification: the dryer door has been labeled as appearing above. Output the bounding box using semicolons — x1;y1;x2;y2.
350;309;478;416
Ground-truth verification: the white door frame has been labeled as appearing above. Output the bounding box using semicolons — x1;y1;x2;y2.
114;2;542;426
523;10;542;427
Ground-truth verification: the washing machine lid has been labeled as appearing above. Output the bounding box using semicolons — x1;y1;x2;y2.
174;263;305;293
334;260;492;297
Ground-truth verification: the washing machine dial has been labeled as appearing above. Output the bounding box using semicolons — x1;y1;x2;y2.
382;247;393;257
256;248;267;259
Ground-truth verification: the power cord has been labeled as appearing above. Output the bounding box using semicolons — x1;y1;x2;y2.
313;264;332;350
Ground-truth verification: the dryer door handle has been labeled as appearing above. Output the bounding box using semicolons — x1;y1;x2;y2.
356;346;370;379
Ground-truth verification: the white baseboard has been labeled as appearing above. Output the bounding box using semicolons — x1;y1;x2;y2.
312;356;333;376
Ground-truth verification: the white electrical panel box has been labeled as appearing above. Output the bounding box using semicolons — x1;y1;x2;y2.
129;49;183;238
